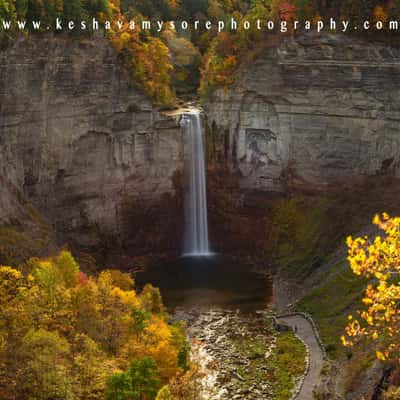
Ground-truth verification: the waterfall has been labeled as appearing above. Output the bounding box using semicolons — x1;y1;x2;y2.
181;110;210;256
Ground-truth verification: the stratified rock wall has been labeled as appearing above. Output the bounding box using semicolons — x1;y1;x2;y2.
3;33;400;259
0;35;183;254
205;33;400;191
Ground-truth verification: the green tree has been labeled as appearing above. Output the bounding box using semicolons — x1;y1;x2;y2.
0;0;16;20
32;260;59;305
26;0;44;25
106;373;133;400
171;324;190;371
84;0;109;17
0;0;16;43
131;307;151;337
63;0;85;22
106;357;160;400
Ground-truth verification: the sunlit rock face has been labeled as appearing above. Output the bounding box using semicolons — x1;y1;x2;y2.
0;35;184;257
204;33;400;191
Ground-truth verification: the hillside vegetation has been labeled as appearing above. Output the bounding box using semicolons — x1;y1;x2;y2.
0;250;195;400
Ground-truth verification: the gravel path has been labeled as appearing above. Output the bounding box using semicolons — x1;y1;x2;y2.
277;315;324;400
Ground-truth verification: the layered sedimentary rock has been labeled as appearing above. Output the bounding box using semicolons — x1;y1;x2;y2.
205;33;400;191
3;32;400;260
0;34;183;257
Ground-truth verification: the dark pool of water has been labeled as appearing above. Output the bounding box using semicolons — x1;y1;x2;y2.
135;255;273;312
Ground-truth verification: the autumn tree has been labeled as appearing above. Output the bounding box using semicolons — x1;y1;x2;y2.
373;4;388;24
108;269;135;290
72;333;116;399
140;284;165;314
342;214;400;362
0;252;189;400
200;31;239;96
271;0;296;20
168;362;203;400
156;385;173;400
0;267;30;398
17;329;74;400
208;0;225;19
109;15;176;105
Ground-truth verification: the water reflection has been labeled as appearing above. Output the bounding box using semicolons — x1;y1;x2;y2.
135;255;272;312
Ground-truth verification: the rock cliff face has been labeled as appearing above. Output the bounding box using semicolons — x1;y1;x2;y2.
0;35;184;260
3;33;400;262
204;33;400;191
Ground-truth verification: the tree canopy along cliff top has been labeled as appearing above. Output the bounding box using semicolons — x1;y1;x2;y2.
1;0;399;105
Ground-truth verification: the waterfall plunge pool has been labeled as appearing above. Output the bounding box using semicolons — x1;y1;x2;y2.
134;110;272;313
135;255;273;312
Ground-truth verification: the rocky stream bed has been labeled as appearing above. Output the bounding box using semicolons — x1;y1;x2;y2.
173;308;306;400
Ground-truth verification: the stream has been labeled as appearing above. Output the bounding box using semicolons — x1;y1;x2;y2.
136;255;277;399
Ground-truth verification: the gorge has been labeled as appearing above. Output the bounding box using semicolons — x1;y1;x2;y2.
2;33;400;260
2;31;400;399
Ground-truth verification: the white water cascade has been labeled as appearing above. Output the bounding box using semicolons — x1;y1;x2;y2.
181;110;211;256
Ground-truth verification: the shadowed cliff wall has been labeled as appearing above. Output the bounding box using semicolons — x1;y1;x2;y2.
0;35;184;263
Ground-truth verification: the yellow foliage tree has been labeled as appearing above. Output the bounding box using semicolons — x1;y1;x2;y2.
0;252;189;399
342;213;400;362
156;385;173;400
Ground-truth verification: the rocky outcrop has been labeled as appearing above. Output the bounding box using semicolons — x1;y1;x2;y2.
0;34;184;260
204;33;400;191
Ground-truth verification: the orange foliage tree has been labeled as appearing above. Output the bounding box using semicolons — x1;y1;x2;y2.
373;4;388;23
279;0;297;22
108;1;175;105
